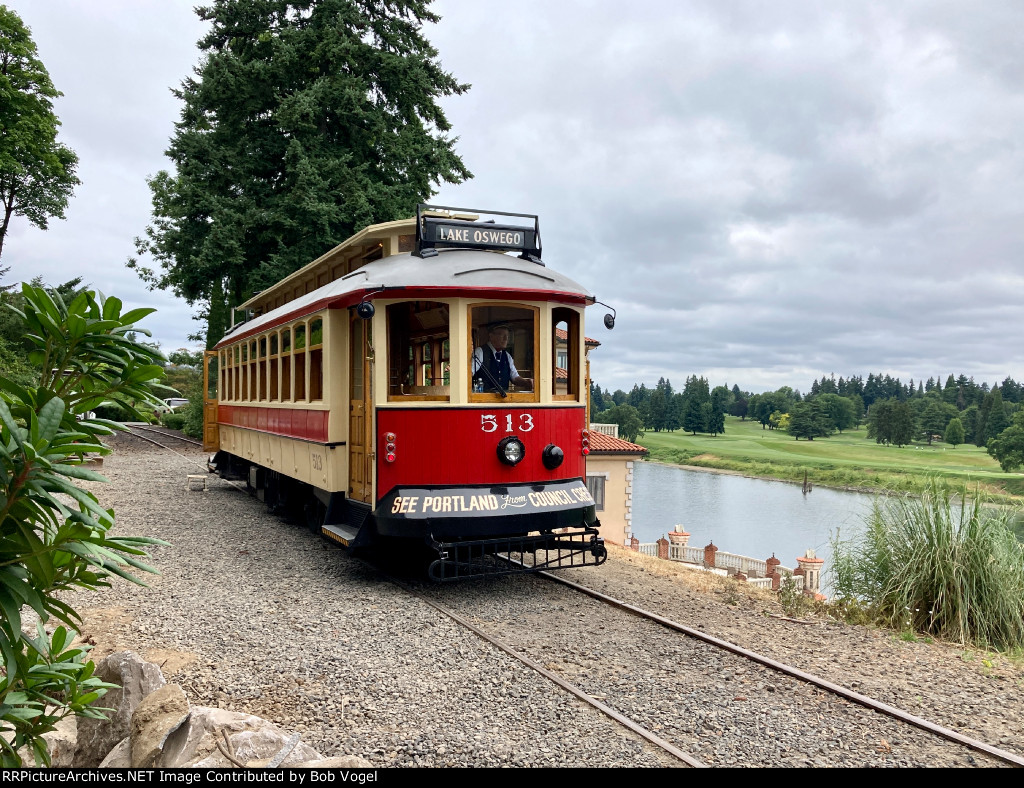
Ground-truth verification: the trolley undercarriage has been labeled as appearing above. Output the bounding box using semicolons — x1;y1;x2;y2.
428;528;607;582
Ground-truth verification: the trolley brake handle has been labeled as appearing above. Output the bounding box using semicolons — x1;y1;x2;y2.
474;362;508;398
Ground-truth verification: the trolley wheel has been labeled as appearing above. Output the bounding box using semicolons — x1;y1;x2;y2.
304;499;326;536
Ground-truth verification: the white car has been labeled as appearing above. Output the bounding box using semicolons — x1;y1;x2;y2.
157;398;189;413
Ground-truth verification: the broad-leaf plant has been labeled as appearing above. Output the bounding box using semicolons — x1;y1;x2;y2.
0;284;168;765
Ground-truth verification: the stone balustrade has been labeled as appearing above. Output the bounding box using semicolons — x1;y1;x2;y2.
627;526;819;598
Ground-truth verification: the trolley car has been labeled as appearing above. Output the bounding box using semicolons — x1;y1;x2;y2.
203;206;612;579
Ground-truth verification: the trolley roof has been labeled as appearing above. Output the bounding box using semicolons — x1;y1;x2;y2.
216;248;594;348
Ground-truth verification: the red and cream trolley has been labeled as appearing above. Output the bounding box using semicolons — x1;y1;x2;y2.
204;206;611;579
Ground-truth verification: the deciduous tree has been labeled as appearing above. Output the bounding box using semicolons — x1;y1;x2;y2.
987;412;1024;472
0;6;80;262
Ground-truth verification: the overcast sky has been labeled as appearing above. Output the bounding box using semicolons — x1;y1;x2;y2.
6;1;1024;394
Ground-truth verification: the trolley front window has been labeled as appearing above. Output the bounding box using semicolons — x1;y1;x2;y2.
470;304;537;402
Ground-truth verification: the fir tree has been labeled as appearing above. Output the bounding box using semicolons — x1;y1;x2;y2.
131;0;471;346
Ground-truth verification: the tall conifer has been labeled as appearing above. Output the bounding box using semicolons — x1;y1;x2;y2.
131;0;471;346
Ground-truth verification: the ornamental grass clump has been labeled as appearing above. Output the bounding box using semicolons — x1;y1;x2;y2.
830;481;1024;651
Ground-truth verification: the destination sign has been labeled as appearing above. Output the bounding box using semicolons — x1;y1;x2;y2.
377;479;594;521
422;219;537;253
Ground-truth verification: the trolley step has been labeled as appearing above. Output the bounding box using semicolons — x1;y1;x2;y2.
322;523;359;546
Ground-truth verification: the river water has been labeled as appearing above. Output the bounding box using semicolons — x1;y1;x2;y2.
630;462;876;584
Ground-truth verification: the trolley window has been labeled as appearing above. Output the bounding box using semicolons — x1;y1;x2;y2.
552;307;580;400
258;336;268;401
294;323;307;401
269;332;279;401
309;318;323;401
249;340;258;401
470;304;537;402
280;328;292;401
387;301;450;400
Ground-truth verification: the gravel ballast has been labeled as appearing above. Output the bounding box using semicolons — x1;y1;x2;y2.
70;434;1024;767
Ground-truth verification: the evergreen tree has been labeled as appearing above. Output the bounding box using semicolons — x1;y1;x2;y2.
984;388;1009;444
0;6;80;262
975;394;992;447
666;392;683;432
683;396;705;435
845;394;865;425
944;417;964;448
627;383;648;408
960;404;979;444
646;387;667;432
889;400;917;447
130;0;471;346
942;374;958;406
867;398;916;447
787;400;834;440
920;399;958;445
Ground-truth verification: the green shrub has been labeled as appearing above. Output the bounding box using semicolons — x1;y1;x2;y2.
177;377;204;440
160;412;186;430
92;401;135;422
0;284;167;765
830;481;1024;650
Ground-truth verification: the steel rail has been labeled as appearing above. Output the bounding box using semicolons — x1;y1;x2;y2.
540;569;1024;768
126;422;204;447
391;576;706;768
122;427;209;470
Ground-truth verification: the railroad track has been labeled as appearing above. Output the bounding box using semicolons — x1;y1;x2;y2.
125;422;204;448
114;434;1024;768
393;563;1024;768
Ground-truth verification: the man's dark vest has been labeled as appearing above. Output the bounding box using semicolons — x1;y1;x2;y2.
474;345;511;390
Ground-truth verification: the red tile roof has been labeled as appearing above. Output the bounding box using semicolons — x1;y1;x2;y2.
555;327;601;347
588;432;647;455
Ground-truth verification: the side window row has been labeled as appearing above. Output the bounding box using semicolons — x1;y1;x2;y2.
219;317;324;403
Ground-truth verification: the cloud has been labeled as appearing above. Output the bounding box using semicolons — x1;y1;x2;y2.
4;0;1022;393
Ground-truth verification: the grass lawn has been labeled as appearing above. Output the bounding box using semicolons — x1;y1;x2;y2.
637;416;1024;501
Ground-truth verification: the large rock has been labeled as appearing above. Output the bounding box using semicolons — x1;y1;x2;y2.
129;684;190;767
75;651;166;767
160;707;323;768
98;738;131;768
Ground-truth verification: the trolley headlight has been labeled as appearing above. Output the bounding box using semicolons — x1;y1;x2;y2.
497;436;525;466
542;444;564;470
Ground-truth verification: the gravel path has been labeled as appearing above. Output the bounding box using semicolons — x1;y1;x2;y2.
70;434;1024;768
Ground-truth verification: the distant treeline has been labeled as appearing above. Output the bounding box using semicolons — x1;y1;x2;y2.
590;372;1024;470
